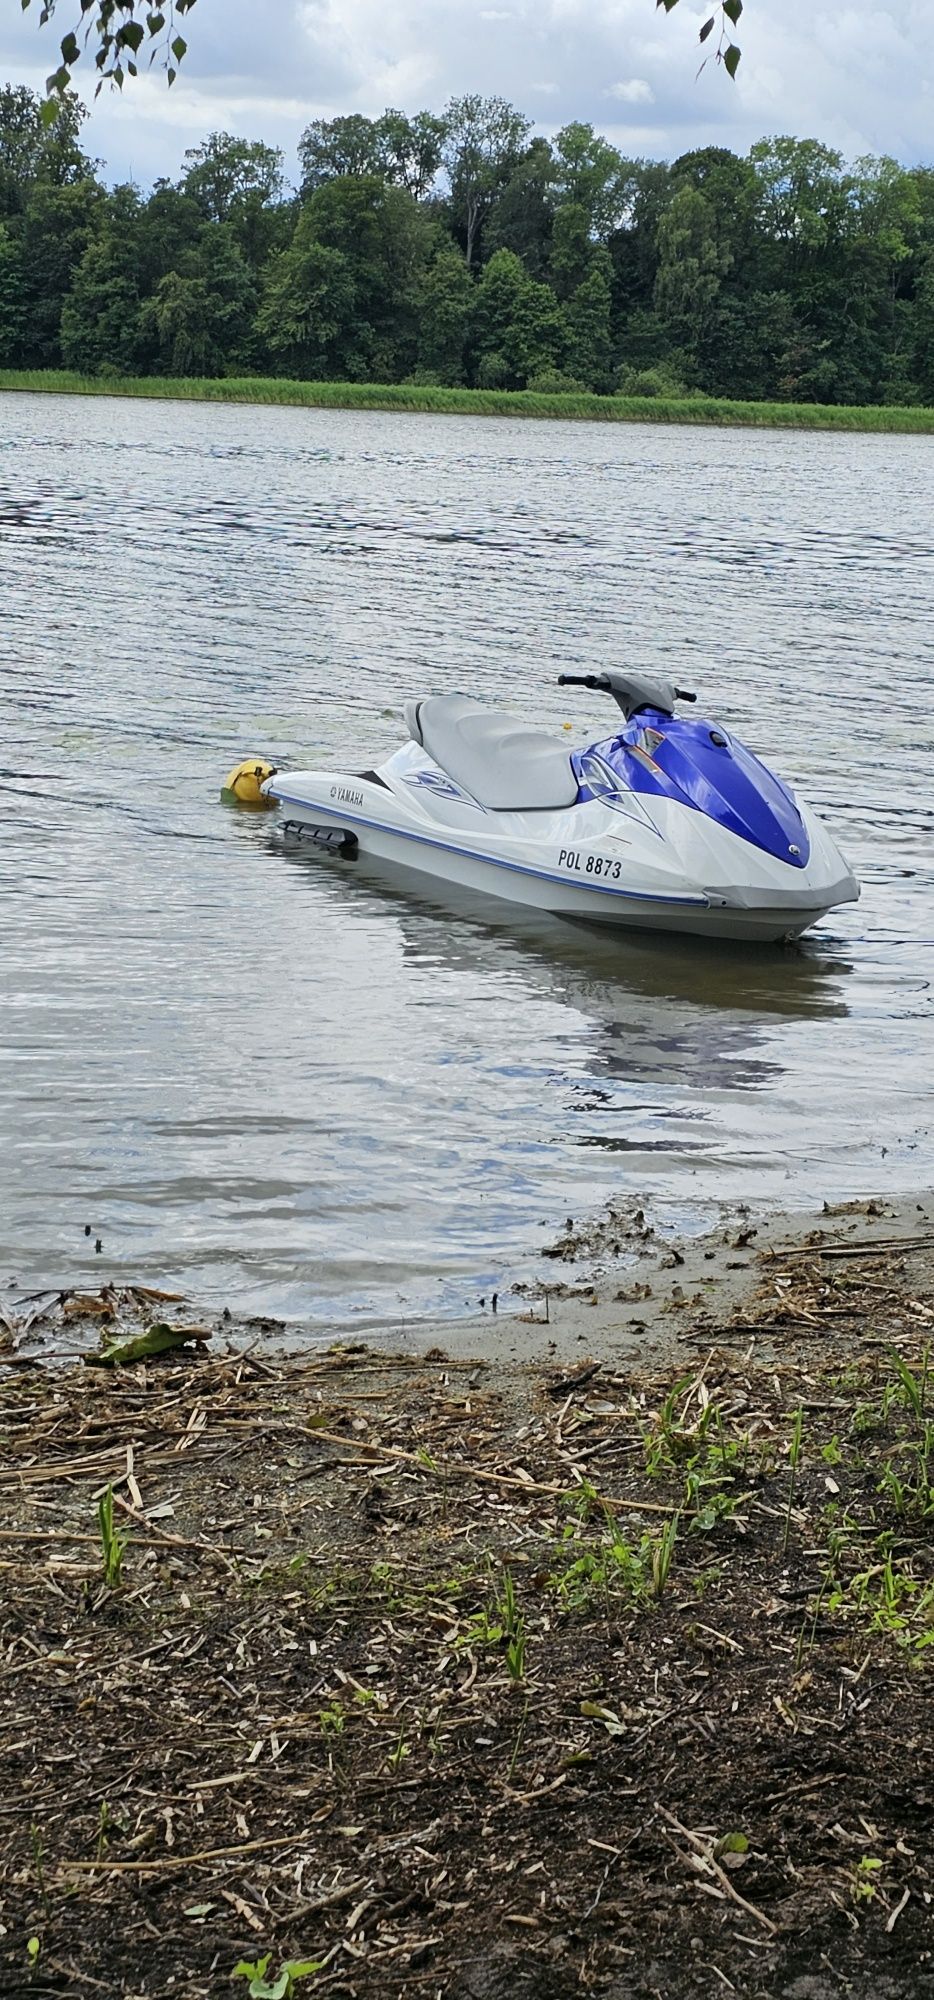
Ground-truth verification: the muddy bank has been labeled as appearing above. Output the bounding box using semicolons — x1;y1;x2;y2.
1;1208;933;1997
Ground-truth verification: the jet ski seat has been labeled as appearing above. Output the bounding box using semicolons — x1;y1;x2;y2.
404;694;579;811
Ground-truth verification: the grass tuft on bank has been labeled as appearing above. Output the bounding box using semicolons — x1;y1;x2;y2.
2;367;934;432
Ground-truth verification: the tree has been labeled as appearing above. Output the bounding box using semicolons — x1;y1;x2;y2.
298;116;384;197
59;182;142;370
415;246;473;382
749;137;850;271
0;84;48;213
299;110;447;205
0;84;94;216
134;179;203;289
654;182;731;340
181;132;284;223
550;202;594;300
553;124;631;240
562;257;614;386
442;96;531;271
139;226;255;376
911;253;934;402
607;159;673;313
19;176;104;364
670;146;759;275
257;231;355;379
138;270;213;375
471;246;564;386
485;138;555;278
0;79;931;410
259;175;431;381
0;222;26;362
180;130;289;269
374;110;447;200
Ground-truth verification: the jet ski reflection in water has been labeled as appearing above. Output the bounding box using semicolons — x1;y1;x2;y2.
265;670;859;944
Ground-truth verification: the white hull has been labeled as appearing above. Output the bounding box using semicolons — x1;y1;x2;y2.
270;747;858;944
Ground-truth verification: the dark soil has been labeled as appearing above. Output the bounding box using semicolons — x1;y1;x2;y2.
1;1233;933;1999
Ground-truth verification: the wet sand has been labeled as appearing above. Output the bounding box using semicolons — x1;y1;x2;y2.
7;1192;934;1373
381;1189;934;1368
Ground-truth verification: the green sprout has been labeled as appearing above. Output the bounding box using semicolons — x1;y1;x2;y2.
97;1484;128;1588
233;1955;324;1998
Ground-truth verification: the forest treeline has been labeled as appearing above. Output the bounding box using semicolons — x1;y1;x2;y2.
1;85;933;405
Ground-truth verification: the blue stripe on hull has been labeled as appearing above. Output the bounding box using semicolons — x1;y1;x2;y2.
271;790;709;911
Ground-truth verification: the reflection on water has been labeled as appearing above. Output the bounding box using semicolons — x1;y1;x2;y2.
0;392;931;1324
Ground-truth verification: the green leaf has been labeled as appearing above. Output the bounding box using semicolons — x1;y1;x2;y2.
580;1700;625;1734
714;1831;749;1856
698;15;715;40
87;1322;211;1367
119;20;145;50
146;9;166;29
44;64;71;95
283;1962;326;1981
26;1939;40;1963
723;41;741;76
723;0;743;19
59;31;80;62
170;33;187;60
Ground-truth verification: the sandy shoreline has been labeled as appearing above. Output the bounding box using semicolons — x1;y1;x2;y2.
7;1190;934;1372
413;1189;934;1366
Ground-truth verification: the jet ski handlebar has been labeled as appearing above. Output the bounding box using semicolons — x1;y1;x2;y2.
558;671;696;721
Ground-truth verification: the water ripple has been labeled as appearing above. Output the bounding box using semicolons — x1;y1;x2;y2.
1;391;931;1324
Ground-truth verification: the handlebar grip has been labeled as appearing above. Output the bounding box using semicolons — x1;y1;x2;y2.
675;687;697;703
557;673;606;689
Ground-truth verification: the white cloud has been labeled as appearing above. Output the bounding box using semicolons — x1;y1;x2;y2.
607;78;654;103
0;0;931;186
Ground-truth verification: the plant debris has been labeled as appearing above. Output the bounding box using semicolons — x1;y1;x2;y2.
1;1234;933;1997
89;1321;214;1367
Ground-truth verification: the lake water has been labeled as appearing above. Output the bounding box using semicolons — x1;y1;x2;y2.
1;391;932;1325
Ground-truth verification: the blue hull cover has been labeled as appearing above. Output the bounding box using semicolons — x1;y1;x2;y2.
574;708;811;868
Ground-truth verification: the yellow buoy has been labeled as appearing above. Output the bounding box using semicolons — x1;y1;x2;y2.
221;758;278;809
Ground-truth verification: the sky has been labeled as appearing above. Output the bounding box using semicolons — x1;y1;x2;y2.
1;0;932;191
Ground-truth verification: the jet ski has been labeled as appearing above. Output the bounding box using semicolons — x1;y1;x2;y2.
264;670;859;943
